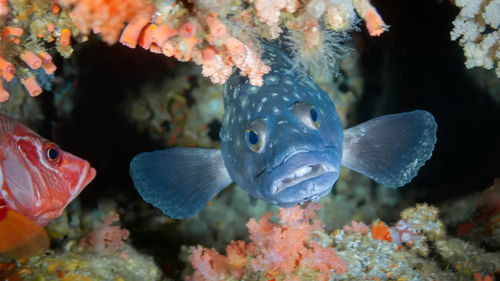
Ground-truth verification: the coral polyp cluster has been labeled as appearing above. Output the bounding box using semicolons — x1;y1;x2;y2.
184;202;499;281
0;0;387;101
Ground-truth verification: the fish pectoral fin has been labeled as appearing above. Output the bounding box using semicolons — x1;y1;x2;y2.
0;208;49;260
129;147;232;219
341;110;437;188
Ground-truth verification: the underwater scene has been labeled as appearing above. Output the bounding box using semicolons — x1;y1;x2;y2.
0;0;500;280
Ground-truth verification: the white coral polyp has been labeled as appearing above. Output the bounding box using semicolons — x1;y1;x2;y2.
451;0;500;77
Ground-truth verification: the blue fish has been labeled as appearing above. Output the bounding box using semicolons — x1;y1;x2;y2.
129;42;437;219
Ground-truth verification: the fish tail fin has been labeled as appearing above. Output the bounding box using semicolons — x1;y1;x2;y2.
342;110;437;188
129;148;232;219
0;206;49;260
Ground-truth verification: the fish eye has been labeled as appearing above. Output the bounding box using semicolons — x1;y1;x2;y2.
245;119;267;153
292;102;320;129
310;107;318;122
44;143;61;163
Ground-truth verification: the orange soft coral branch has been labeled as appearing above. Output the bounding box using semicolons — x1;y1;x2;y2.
0;79;9;102
206;13;227;38
20;51;42;70
2;27;23;38
0;0;7;16
21;76;42;97
353;0;387;36
63;0;154;44
0;56;15;80
59;28;72;46
119;15;150;48
151;23;178;47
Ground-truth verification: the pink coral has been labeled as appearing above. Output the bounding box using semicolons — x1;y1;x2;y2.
186;203;348;280
187;246;229;281
79;214;130;255
343;221;369;235
252;0;299;38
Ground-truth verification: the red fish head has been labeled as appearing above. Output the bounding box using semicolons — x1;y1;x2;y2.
1;123;96;226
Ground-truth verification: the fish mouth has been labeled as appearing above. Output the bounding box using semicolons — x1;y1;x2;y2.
265;150;340;206
84;166;97;187
71;161;96;200
274;163;332;194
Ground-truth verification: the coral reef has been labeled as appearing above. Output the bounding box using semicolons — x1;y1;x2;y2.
20;243;161;281
0;0;83;100
450;0;500;77
0;1;498;280
184;202;499;281
12;200;163;281
0;0;385;100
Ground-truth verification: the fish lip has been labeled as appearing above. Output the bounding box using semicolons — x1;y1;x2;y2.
266;149;338;198
70;161;96;200
273;163;333;195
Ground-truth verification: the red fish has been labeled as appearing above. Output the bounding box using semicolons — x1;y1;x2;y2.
0;114;96;260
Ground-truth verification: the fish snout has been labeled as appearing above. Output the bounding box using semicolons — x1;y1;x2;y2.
60;153;96;198
264;151;341;206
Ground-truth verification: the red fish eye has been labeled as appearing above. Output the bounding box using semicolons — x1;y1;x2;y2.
44;143;60;163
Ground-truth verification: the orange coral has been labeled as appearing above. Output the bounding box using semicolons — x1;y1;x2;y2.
353;0;387;36
62;0;154;44
372;221;392;242
21;76;42;97
474;273;494;281
187;204;348;280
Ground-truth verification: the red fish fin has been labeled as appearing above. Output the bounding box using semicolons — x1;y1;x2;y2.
0;208;49;260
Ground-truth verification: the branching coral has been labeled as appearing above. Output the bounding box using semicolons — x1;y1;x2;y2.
451;0;500;77
186;203;348;281
79;214;130;255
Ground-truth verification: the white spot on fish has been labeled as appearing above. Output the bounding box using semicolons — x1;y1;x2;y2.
265;75;279;85
248;86;259;94
241;97;248;108
257;104;263;112
261;97;268;103
271;92;278;97
246;112;251;121
284;79;293;86
282;96;290;102
293;92;301;99
273;107;281;115
277;120;288;125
